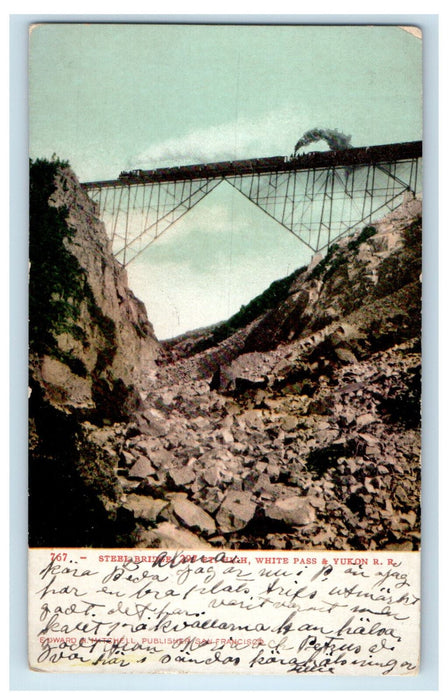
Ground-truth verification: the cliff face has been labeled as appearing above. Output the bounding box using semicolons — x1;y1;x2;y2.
28;160;421;551
28;160;159;546
29;161;158;418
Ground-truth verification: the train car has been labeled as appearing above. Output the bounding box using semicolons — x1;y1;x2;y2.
177;164;205;177
250;156;290;172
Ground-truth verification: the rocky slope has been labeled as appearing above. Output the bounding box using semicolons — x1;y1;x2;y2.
119;196;421;551
29;162;421;551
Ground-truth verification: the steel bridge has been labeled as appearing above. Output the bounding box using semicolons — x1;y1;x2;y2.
82;141;422;267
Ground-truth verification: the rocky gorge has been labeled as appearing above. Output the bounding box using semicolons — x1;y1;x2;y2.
28;160;422;551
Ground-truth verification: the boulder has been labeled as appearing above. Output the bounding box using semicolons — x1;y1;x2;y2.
253;473;273;494
119;450;136;468
280;414;298;432
219;428;234;445
172;497;216;536
266;462;281;481
167;465;196;487
209;365;235;393
216;490;256;533
265;497;315;526
201;487;225;514
145;447;173;469
356;413;377;429
141;521;212;550
202;465;221;487
40;356;94;410
237;410;265;431
123;494;168;522
138;409;170;437
128;456;156;480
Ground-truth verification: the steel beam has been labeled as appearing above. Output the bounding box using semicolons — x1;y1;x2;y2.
84;146;422;265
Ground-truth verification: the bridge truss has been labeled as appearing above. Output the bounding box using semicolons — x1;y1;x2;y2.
82;141;422;267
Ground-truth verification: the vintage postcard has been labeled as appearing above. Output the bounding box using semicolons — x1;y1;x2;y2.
28;23;422;674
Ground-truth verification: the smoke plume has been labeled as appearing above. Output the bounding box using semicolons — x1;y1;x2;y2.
294;128;352;155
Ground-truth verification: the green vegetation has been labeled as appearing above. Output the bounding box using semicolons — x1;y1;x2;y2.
347;225;377;252
310;226;377;284
374;217;421;300
309;242;346;282
29;157;117;372
403;216;422;250
30;157;84;354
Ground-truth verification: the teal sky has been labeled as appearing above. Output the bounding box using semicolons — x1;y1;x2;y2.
29;24;422;338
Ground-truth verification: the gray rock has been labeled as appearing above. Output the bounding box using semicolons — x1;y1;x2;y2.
401;511;417;527
254;461;268;473
124;494;168;522
139;409;170;437
219;428;234;444
148;447;174;469
191;416;210;430
140;521;212;550
280;414;298;432
237;410;265;431
254;473;273;494
209;365;236;393
172;497;216;536
40;356;94;410
128;455;156;480
216;490;256;533
117;476;140;493
365;445;382;457
201;487;225;514
265;496;315;526
132;436;163;455
356;413;377;429
119;450;136;467
202;465;221;487
168;466;196;487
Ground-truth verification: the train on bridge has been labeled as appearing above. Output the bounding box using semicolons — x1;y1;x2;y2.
115;141;422;185
82;139;422;267
118;156;288;183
